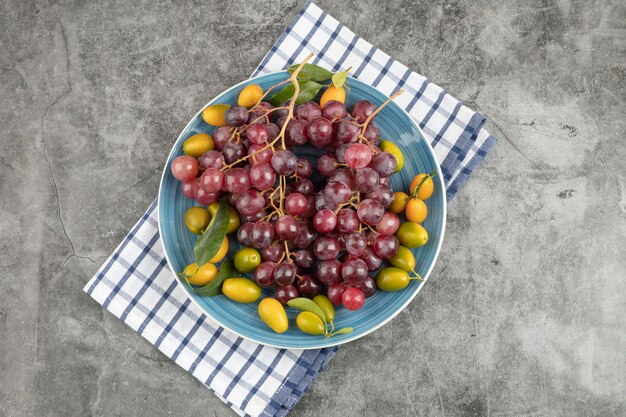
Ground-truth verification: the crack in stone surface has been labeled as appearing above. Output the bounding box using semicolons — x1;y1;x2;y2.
474;102;539;168
40;10;96;271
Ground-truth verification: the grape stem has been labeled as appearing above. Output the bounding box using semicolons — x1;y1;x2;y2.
221;54;315;169
357;89;405;144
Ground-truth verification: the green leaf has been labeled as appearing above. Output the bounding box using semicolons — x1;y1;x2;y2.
331;67;351;89
268;80;324;106
288;297;327;324
194;199;229;267
332;327;353;336
288;63;333;82
192;260;237;297
294;80;324;104
268;84;295;106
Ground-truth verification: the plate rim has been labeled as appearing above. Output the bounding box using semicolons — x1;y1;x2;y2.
158;71;447;349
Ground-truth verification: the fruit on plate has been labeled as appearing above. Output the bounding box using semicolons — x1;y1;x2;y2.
171;57;438;337
258;298;289;333
222;277;262;303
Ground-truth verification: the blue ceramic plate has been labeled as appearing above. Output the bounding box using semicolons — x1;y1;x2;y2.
158;72;446;349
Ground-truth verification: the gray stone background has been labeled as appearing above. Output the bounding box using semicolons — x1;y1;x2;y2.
1;0;625;416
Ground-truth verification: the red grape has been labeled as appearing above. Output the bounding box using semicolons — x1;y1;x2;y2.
275;285;299;305
271;149;298;175
322;100;347;120
297;275;322;298
224;105;248;127
345;232;367;256
317;154;339;176
285;192;307;216
342;287;365;310
248;144;273;166
254;261;275;287
286;119;309;145
212;126;232;150
352;100;376;123
313;236;340;260
316;260;342;285
274;262;297;286
296;101;322;122
342;257;368;285
327;283;347;306
336;208;359;233
198;150;225;170
313;209;337;233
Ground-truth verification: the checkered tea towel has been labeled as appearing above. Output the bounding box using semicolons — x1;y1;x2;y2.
84;2;496;416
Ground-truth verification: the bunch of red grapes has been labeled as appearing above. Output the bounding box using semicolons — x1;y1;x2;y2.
170;98;401;311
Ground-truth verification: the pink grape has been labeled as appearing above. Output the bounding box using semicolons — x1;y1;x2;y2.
246;123;269;144
377;212;400;235
275;215;300;240
317;154;338;176
181;180;198;199
372;234;400;259
313;209;337;233
249;163;276;190
236;189;265;216
198;150;225;170
171;155;199;181
285;192;307;216
342;258;368;285
344;143;372;169
248;144;273;166
286;119;309;145
296;101;322;122
212;126;232;150
222;168;250;194
313;236;340;260
194;188;219;205
199;167;224;193
357;198;385;226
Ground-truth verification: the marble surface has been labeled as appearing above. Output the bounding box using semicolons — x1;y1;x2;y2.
1;0;625;416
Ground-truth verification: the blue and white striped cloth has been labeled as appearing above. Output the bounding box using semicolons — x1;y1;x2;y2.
84;2;496;416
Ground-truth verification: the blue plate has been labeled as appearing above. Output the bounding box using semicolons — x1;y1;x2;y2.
158;72;446;349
